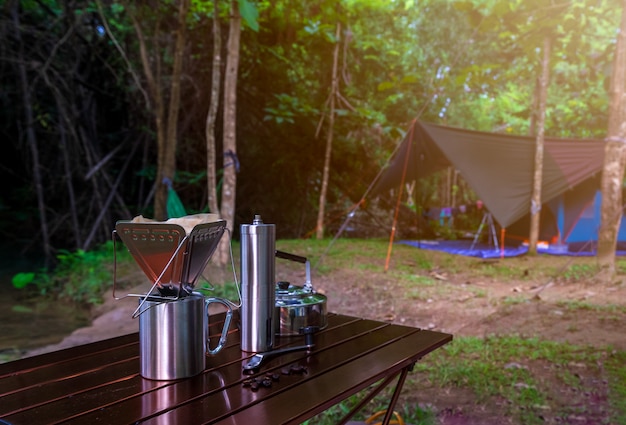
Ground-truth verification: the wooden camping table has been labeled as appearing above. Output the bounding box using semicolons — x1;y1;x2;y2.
0;312;451;425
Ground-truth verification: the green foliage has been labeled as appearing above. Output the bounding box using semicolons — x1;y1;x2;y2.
12;241;132;305
12;272;36;289
53;243;118;304
445;0;619;137
5;0;625;255
0;349;23;364
11;305;34;314
197;281;241;302
11;269;52;296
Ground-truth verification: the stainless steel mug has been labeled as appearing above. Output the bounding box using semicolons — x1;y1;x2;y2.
240;215;275;352
138;293;233;380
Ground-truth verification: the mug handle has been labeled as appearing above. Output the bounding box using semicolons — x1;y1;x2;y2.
205;297;235;355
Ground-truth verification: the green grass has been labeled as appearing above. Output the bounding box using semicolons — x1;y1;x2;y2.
607;351;626;425
305;334;626;425
561;263;600;281
401;274;437;287
616;258;626;275
475;262;525;280
469;287;488;298
12;237;625;319
502;295;528;305
276;238;578;284
556;300;626;314
411;335;623;424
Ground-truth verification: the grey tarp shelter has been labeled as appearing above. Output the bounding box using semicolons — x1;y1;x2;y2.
372;120;607;242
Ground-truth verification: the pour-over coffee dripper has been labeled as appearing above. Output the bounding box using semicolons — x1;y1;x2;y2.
113;213;226;302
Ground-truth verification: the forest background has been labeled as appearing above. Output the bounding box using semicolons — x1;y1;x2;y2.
5;3;626;423
1;0;625;270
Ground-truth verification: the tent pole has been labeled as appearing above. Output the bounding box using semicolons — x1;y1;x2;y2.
501;228;506;259
313;200;361;272
316;120;419;272
384;122;415;272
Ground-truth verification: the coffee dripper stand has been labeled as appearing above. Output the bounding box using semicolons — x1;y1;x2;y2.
112;219;241;380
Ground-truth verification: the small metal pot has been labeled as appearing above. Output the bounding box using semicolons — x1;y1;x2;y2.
275;281;327;336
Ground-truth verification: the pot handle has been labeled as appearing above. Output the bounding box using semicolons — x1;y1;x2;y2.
275;250;312;289
205;297;235;355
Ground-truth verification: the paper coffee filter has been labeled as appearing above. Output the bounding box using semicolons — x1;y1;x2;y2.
131;213;221;235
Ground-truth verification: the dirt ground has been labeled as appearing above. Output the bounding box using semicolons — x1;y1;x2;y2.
22;248;626;424
320;265;626;351
313;255;626;425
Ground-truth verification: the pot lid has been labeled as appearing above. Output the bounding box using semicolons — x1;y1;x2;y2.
275;281;326;306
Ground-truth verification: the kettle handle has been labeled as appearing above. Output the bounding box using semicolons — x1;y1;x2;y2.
205;297;235;355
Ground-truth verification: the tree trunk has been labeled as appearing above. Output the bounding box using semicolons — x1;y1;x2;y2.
161;0;189;219
206;0;221;215
529;76;540;138
216;0;241;265
131;10;167;220
130;1;188;221
528;36;551;255
11;0;52;265
598;0;626;278
55;95;82;249
316;22;341;240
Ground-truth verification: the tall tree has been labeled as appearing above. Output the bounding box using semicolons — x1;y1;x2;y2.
598;0;626;278
9;0;51;264
215;0;242;264
528;36;551;255
206;0;221;216
127;0;190;220
315;21;342;239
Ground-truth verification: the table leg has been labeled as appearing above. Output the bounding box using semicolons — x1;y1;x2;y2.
336;362;415;425
379;365;411;425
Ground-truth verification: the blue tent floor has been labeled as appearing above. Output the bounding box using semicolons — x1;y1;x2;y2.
398;239;626;258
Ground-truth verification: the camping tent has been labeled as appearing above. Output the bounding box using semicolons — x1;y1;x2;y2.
372;120;621;249
547;185;626;250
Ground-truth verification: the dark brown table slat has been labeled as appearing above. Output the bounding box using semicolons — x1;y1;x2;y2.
0;314;452;425
0;312;244;398
1;339;246;425
1;315;370;424
0;334;137;379
0;343;139;397
0;314;349;420
217;330;452;425
0;356;139;417
57;318;386;425
140;324;424;425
